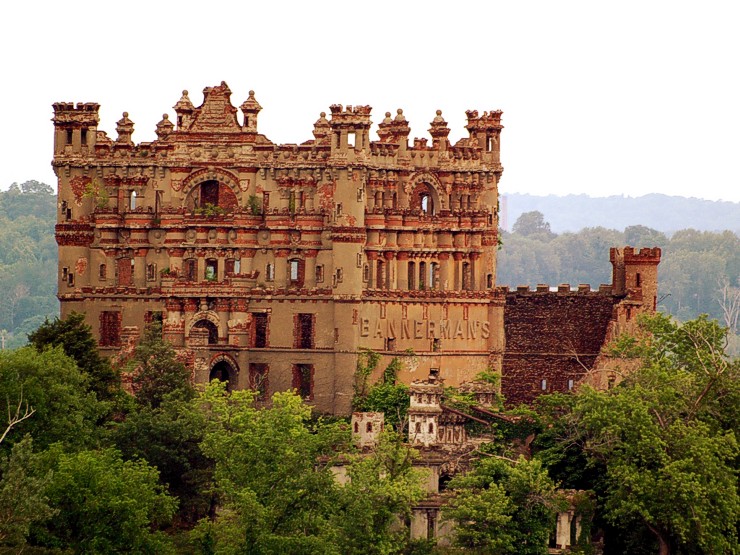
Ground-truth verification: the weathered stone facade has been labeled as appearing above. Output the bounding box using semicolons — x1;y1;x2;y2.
53;82;659;414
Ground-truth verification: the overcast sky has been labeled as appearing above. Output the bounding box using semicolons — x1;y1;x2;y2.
1;1;738;202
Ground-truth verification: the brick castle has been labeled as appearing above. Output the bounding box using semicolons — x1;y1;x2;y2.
53;82;660;413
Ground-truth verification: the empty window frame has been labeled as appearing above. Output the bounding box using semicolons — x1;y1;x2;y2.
295;313;315;349
249;363;269;401
252;313;268;348
292;364;314;400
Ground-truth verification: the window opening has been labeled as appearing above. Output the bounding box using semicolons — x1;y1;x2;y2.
146;263;157;281
205;259;217;281
249;363;269;401
293;364;313;400
209;360;234;391
99;263;107;280
117;257;133;286
541;379;547;391
316;264;324;283
462;262;471;291
265;263;275;282
296;313;315;349
185;259;197;282
253;313;268;348
129;190;137;210
408;261;416;290
225;259;235;275
99;311;121;347
418;261;427;290
193;319;219;345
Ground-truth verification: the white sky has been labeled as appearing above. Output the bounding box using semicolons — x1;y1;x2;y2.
1;0;739;202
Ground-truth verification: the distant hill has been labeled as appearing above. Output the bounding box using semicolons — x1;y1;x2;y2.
501;193;740;234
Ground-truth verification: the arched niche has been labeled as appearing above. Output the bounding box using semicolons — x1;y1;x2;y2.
209;354;239;391
190;318;219;345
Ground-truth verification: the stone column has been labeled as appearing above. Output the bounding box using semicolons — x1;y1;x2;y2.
384;251;396;289
397;252;409;290
304;250;318;288
275;249;290;286
366;251;378;289
452;252;464;290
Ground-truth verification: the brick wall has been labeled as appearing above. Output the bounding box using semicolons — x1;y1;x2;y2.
502;292;619;406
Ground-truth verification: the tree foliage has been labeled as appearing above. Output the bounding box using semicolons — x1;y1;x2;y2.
0;346;103;452
446;456;563;554
32;447;176;554
29;312;120;403
0;438;55;547
539;315;740;555
129;322;195;409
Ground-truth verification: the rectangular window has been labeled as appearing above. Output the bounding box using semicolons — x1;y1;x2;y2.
205;259;217;281
252;313;268;348
292;364;314;400
67;273;75;287
249;363;269;401
185;259;197;282
315;265;324;283
225;259;235;275
145;311;163;326
99;263;107;280
289;259;299;281
295;313;315;349
146;263;157;281
265;263;274;282
99;311;122;347
66;129;73;145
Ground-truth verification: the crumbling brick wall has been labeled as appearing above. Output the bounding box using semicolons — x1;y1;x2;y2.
502;291;619;406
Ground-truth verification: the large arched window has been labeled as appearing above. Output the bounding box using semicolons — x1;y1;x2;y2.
411;182;437;216
187;180;238;212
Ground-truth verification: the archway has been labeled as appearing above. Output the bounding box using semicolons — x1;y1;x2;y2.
209;358;238;391
192;319;218;345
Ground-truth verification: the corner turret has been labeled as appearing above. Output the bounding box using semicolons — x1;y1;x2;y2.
52;102;100;154
610;246;662;311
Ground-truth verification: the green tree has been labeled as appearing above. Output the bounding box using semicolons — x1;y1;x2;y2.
29;312;121;403
555;315;740;555
332;431;426;555
195;383;348;553
112;395;214;525
0;438;55;547
512;211;556;239
446;456;562;554
32;447;176;554
129;322;195;409
0;346;102;452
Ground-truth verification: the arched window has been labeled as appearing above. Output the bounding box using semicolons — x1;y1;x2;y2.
420;194;432;215
408;261;416;290
418;261;427;290
193;319;218;345
366;422;373;433
129;190;137;210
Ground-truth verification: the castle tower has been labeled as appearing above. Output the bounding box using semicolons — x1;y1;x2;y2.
408;375;444;447
351;412;385;448
52;102;100;155
610;247;662;311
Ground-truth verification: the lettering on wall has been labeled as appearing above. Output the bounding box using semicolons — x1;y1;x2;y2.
360;318;490;340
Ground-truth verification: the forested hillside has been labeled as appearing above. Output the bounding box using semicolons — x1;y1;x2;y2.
503;193;740;234
0;181;58;349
